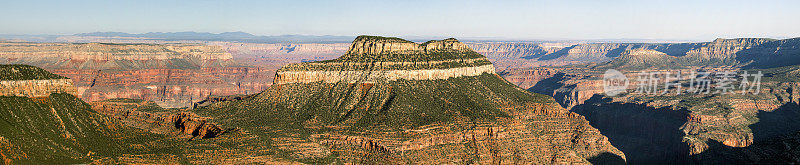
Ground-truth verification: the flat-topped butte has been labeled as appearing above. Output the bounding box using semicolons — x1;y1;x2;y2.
278;36;491;72
274;36;497;84
0;65;77;97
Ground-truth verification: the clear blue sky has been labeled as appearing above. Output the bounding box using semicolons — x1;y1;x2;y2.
1;0;798;40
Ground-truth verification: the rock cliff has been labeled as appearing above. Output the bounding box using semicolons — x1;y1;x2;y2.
90;99;230;139
0;65;77;97
0;79;77;97
274;36;495;84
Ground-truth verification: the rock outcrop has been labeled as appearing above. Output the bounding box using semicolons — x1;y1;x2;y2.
274;36;495;84
0;64;77;97
0;79;77;97
274;64;495;84
90;99;230;139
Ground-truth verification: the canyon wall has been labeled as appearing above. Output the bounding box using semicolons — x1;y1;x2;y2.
0;42;232;61
497;67;560;89
0;79;77;97
274;36;498;84
52;67;273;108
275;64;495;84
467;42;570;60
0;42;268;108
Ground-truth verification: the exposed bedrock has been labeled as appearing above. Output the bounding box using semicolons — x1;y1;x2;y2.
0;79;77;97
90;100;231;139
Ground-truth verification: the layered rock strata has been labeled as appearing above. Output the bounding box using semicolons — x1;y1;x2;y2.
0;79;77;97
274;36;495;84
274;64;494;84
0;42;231;62
0;42;268;108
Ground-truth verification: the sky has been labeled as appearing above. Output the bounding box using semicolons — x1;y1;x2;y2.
1;0;798;40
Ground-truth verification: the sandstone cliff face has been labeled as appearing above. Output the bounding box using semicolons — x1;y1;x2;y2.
0;79;77;97
275;64;495;84
0;42;237;71
274;36;495;84
53;67;273;108
345;36;470;56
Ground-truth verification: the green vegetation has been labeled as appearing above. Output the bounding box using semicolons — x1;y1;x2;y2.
190;73;553;162
0;93;188;164
353;35;414;43
747;65;800;82
332;50;486;63
196;73;545;130
0;64;67;80
0;92;203;164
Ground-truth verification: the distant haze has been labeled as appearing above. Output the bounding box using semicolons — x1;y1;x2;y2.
1;0;798;41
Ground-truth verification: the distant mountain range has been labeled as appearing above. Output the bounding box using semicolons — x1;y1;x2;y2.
75;31;356;43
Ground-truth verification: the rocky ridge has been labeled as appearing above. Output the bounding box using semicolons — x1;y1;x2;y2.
0;42;232;62
0;65;77;97
0;79;77;97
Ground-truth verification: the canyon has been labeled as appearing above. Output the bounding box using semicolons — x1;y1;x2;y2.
500;37;800;164
3;33;800;164
0;39;679;109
